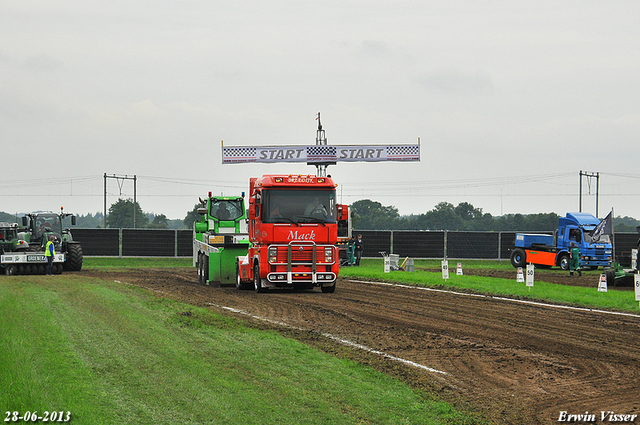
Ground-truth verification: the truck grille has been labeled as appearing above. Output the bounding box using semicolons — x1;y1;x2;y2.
268;243;334;265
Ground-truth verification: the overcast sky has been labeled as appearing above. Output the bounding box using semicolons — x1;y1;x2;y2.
2;1;639;220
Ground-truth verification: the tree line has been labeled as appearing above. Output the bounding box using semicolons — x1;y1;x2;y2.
351;199;640;232
3;198;639;232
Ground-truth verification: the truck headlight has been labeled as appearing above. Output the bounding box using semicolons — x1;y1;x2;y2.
324;247;333;262
269;246;277;263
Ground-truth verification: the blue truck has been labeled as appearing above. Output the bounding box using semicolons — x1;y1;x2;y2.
510;212;612;270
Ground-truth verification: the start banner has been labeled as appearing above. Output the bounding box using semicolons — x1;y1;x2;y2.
222;145;420;164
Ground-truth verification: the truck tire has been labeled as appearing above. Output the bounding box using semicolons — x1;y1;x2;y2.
321;282;336;293
254;263;265;293
5;265;15;276
64;243;83;271
558;253;570;271
510;248;526;268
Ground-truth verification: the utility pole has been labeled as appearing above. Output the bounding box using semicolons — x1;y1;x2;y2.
579;170;600;217
104;174;138;228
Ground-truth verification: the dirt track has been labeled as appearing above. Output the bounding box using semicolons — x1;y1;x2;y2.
80;268;640;424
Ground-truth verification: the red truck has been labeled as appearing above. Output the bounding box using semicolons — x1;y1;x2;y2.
236;174;349;293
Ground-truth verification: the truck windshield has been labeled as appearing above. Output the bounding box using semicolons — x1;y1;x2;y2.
263;189;336;224
210;199;244;221
584;231;610;244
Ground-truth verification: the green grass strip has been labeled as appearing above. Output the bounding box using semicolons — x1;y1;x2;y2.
341;259;640;312
83;257;193;269
0;274;480;425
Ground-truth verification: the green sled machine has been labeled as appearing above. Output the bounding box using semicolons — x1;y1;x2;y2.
193;192;251;286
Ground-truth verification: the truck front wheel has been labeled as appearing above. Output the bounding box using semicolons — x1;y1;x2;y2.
558;253;570;271
321;282;336;293
254;264;265;293
510;248;526;268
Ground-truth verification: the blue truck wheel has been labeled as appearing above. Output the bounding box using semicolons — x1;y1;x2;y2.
558;253;570;271
510;248;526;268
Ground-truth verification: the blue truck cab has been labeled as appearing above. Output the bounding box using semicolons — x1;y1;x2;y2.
511;212;612;270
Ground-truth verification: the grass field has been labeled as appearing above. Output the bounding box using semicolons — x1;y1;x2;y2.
1;268;480;425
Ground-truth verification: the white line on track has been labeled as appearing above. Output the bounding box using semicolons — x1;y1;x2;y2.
348;279;640;320
207;303;448;376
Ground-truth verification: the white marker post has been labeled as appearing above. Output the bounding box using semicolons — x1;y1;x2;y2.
633;249;638;271
526;263;534;290
598;274;608;292
635;274;640;308
384;255;390;273
516;267;524;283
442;260;449;280
456;262;463;276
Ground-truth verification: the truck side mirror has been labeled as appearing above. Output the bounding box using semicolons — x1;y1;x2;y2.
22;216;28;227
336;204;349;221
71;216;77;226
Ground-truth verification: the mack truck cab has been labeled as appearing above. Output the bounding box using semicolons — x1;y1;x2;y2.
511;212;612;270
236;174;348;293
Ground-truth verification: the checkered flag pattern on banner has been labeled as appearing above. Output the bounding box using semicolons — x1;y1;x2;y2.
386;145;420;160
306;145;337;162
223;147;257;163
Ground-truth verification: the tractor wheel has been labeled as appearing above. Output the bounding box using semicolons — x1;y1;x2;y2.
510;248;526;268
53;263;63;274
606;269;615;287
64;243;83;271
197;253;204;284
253;263;265;293
558;253;570;271
203;255;209;285
5;265;15;276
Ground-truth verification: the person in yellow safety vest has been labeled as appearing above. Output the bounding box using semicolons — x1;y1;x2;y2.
45;235;56;275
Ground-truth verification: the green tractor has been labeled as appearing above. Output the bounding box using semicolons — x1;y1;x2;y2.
193;193;250;286
0;222;27;253
21;208;83;271
0;221;65;275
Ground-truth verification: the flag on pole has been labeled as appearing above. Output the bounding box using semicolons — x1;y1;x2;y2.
592;210;613;242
